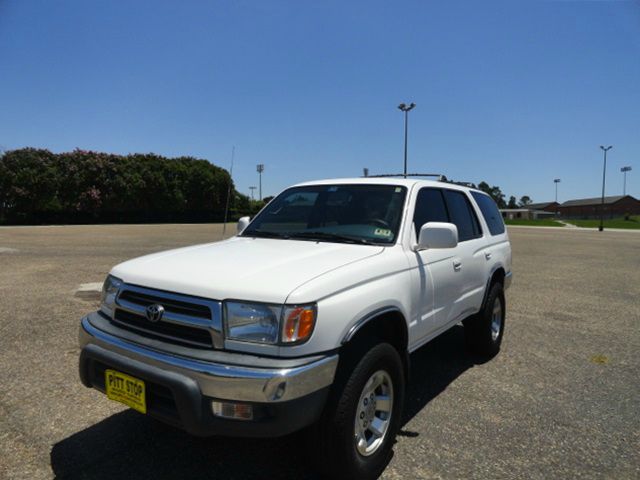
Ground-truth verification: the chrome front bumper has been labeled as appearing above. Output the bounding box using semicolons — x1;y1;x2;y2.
79;316;338;403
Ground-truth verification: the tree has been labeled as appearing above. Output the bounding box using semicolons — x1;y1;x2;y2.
519;196;532;207
477;181;506;209
0;148;61;218
507;196;518;209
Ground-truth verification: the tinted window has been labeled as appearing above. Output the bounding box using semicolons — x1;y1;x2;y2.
471;192;505;235
443;190;482;242
413;188;448;236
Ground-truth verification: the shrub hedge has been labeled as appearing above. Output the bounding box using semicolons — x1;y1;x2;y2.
0;148;257;224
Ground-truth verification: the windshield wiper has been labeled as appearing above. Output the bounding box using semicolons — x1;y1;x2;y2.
288;231;374;245
242;229;291;239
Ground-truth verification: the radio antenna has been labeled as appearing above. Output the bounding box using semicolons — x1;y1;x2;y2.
221;146;235;240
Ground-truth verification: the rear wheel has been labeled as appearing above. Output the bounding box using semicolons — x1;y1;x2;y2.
464;282;505;358
314;342;405;480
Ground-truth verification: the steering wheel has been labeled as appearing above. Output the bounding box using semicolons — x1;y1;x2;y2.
367;219;390;229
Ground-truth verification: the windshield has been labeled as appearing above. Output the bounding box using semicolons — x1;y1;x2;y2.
242;184;407;245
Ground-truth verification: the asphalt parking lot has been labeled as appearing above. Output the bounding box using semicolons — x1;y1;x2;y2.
0;224;638;479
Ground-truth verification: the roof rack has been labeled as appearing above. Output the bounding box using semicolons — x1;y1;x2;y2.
361;173;479;189
364;173;448;181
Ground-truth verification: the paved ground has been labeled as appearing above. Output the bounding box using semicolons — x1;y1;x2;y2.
0;224;638;479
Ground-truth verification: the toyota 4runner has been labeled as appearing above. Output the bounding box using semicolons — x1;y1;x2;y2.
79;177;512;479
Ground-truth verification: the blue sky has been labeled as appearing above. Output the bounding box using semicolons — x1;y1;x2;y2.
1;0;638;202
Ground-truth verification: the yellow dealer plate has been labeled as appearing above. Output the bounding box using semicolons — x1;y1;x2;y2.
105;369;146;414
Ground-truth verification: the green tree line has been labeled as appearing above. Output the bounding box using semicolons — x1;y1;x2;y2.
0;148;260;224
477;181;530;209
447;180;531;209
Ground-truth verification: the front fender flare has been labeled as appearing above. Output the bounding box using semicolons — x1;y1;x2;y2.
340;306;405;345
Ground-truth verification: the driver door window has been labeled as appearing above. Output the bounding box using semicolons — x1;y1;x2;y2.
412;188;448;237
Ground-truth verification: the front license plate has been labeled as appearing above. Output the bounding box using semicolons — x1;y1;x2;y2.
105;369;146;414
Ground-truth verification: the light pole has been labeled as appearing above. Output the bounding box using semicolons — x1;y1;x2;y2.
256;164;264;201
599;145;612;232
397;102;416;178
249;186;257;200
621;166;632;196
554;178;561;203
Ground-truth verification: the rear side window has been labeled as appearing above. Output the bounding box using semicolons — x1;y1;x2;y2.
413;188;448;236
443;190;482;242
471;191;505;235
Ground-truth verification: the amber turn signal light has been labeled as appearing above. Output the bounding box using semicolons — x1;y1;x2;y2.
282;305;316;343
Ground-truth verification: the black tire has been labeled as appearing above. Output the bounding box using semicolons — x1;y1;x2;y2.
464;282;505;358
314;342;405;480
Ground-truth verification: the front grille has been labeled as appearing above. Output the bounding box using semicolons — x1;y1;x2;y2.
111;284;221;349
112;309;214;348
119;289;211;319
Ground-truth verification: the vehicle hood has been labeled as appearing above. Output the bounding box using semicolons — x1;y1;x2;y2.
111;236;384;304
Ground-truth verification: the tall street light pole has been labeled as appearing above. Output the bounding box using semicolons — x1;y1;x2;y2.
599;145;612;232
256;164;264;201
398;102;416;178
249;186;256;200
621;166;632;196
554;178;561;203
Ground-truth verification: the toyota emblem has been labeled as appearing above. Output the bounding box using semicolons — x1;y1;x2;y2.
145;304;165;323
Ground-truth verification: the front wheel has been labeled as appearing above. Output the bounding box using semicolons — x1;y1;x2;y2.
314;343;405;480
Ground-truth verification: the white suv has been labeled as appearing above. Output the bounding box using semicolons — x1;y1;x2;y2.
79;177;512;479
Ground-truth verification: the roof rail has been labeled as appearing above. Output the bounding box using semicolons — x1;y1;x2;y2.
364;173;448;181
447;181;477;188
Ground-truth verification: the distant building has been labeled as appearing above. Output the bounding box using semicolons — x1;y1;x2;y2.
499;196;640;220
557;195;640;219
526;201;560;213
500;208;556;220
500;201;559;220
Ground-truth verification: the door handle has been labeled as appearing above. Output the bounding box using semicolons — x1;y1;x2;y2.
453;261;462;271
485;252;492;260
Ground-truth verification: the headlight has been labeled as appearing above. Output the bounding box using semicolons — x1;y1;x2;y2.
225;302;281;344
100;274;122;317
224;301;316;345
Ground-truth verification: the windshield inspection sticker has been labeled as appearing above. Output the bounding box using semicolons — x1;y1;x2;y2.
374;228;392;237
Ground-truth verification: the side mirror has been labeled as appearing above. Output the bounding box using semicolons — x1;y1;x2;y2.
237;216;251;234
416;222;458;250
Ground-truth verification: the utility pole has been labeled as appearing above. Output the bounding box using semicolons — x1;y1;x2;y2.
256;164;264;201
554;178;561;203
249;186;257;200
621;166;632;196
599;145;612;232
397;102;416;178
222;146;235;239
